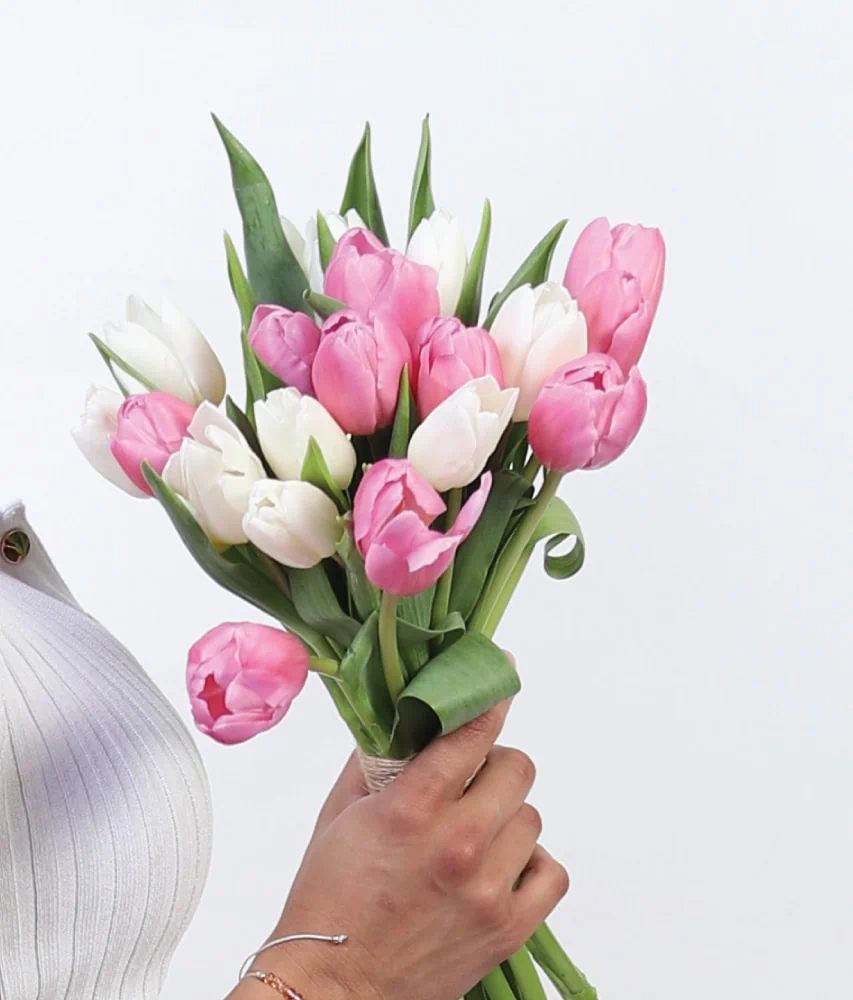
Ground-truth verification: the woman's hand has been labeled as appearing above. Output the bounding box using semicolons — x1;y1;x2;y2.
233;701;568;1000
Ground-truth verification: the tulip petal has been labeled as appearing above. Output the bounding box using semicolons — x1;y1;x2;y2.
365;511;461;596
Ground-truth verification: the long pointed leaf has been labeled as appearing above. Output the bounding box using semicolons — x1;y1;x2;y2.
316;211;337;270
213;114;309;312
484;219;567;328
408;115;435;240
301;438;348;511
224;230;256;329
455;199;492;326
340;122;389;245
89;333;156;396
388;366;416;458
304;289;347;319
288;564;361;647
339;612;394;752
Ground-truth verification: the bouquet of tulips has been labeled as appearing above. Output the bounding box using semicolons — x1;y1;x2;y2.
74;115;665;1000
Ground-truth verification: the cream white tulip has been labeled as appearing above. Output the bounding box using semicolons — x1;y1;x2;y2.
406;209;468;315
281;209;367;294
408;376;518;492
163;402;264;547
70;385;148;498
243;480;341;569
100;296;226;406
489;281;588;421
255;388;356;488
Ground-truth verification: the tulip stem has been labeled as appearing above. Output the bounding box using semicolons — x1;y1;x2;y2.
522;456;542;484
430;488;463;641
470;470;563;635
379;592;406;703
526;923;597;1000
309;657;340;677
482;544;535;639
505;947;548;1000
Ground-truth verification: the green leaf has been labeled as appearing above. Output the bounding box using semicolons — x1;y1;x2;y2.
388;366;416;458
527;497;585;579
455;199;492;326
225;395;273;475
340;122;389;245
304;288;348;319
339;613;394;752
407;114;435;240
336;525;379;620
212;114;309;312
224;230;256;329
397;612;466;645
449;472;532;621
316;211;337;271
89;333;156;397
392;633;521;756
398;583;436;675
301;437;348;512
142;463;325;649
288;563;362;648
483;219;568;329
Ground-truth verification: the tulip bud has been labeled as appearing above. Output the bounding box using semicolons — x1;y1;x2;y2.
406;209;468;315
108;391;196;496
488;282;588;421
243;480;341;569
71;385;149;498
281;210;367;293
528;353;647;473
163;402;265;547
324;229;440;348
415;317;504;419
564;217;665;373
186;621;309;744
312;311;410;435
247;305;321;397
408;376;517;492
353;459;492;596
255;387;356;488
100;295;226;405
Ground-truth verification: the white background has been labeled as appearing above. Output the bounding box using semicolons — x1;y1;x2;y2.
1;2;851;997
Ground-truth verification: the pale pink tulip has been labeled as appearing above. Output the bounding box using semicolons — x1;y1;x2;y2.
564;218;665;373
354;459;492;596
528;353;647;473
415;317;504;418
110;391;196;494
248;304;321;396
313;310;410;435
186;622;309;745
324;228;440;348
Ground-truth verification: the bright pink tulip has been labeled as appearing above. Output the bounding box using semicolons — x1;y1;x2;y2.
324;228;441;348
528;353;647;473
248;304;321;396
353;458;492;596
313;310;410;435
186;622;309;745
415;317;504;418
110;391;195;494
564;218;665;373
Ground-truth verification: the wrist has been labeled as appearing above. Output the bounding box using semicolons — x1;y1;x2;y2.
236;938;379;1000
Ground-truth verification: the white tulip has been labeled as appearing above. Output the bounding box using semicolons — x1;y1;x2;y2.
489;281;588;421
70;385;148;498
406;209;468;315
100;296;226;406
281;209;366;294
243;480;341;569
163;402;264;547
408;376;518;492
255;388;356;488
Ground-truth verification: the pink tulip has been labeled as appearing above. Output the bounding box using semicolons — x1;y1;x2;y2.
186;622;309;745
324;228;441;348
313;310;410;435
415;317;504;418
353;458;492;596
564;218;665;373
248;304;321;396
528;353;647;473
110;391;196;494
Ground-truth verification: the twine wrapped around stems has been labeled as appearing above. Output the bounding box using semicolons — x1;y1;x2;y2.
357;750;414;793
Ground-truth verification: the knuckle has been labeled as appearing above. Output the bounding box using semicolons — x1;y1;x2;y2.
551;861;571;899
383;792;430;836
462;708;501;740
520;803;543;837
470;878;508;929
502;748;536;787
435;828;483;883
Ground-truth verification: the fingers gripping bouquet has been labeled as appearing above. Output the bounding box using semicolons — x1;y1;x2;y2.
74;116;665;1000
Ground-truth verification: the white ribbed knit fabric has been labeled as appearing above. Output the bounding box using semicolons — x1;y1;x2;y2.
0;501;212;1000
